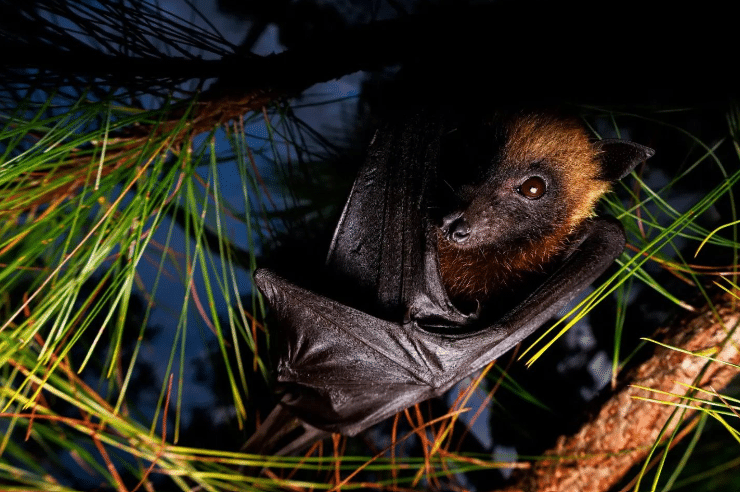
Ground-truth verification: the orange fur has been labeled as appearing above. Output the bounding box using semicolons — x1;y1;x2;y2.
504;114;608;230
437;223;570;302
437;113;609;305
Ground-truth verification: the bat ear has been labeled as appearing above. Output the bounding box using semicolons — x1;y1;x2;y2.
593;139;654;182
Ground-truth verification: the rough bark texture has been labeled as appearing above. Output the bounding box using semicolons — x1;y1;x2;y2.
501;293;740;492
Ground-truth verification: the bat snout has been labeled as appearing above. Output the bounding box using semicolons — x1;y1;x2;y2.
441;213;471;243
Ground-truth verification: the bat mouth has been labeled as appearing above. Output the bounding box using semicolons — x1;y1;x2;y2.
440;213;471;243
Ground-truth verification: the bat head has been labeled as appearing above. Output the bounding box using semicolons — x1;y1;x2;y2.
436;112;653;305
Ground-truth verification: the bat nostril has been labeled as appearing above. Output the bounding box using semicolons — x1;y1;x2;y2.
440;213;471;243
447;218;471;243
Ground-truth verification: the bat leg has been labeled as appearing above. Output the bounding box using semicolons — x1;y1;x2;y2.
243;399;330;457
275;422;330;457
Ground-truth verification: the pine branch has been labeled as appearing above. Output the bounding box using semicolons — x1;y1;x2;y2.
501;292;740;492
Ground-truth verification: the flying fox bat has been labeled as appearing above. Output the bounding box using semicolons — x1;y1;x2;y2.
248;111;653;454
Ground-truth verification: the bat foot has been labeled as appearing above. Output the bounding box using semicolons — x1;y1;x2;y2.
244;401;330;457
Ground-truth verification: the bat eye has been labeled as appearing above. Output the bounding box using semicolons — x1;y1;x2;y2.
518;176;546;199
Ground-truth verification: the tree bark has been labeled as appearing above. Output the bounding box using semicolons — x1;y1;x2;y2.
501;293;740;492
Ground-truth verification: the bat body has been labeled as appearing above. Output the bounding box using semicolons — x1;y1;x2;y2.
249;111;653;452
